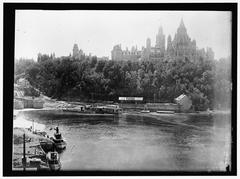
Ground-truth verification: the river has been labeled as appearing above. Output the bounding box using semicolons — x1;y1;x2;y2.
13;110;231;171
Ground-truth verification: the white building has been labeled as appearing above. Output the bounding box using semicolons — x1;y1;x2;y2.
175;94;192;112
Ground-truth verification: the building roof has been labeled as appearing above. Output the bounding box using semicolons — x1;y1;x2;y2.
175;94;186;101
14;83;21;88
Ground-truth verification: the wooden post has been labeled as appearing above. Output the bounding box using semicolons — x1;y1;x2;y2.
32;120;34;133
22;133;26;171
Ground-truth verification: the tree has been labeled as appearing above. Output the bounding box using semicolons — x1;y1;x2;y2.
22;52;231;109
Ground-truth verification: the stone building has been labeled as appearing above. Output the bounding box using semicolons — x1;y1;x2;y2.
123;46;141;61
111;19;214;62
72;44;84;59
149;46;163;60
166;35;175;57
172;19;197;60
111;44;141;61
146;38;151;51
155;26;165;57
141;38;151;61
111;44;123;61
141;27;166;61
174;94;192;112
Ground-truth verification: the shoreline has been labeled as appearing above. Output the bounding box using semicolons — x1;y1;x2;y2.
14;94;231;116
14;102;231;116
12;127;52;169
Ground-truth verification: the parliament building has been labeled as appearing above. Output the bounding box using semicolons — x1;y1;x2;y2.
111;19;214;62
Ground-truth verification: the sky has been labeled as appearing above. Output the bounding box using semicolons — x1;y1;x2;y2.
15;10;231;60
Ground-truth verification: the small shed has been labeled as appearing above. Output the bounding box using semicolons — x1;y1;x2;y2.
33;99;44;109
174;94;192;112
23;98;34;108
14;99;24;109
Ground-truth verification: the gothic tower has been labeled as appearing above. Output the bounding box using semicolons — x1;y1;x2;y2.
72;44;79;59
155;26;165;55
167;35;174;57
146;38;151;51
111;44;123;61
172;19;194;58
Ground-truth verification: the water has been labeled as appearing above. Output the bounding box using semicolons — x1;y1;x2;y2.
14;110;231;171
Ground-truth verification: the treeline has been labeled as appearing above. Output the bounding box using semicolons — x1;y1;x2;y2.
15;54;231;110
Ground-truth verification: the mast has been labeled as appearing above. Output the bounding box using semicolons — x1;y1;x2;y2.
32;120;34;133
22;133;26;171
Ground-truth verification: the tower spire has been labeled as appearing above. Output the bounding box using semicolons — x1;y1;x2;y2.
177;18;187;35
179;18;185;28
158;26;163;34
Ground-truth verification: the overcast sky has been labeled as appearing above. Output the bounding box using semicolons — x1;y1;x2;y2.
15;10;231;60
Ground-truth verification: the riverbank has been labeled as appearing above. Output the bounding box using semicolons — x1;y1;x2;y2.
123;109;230;118
12;127;52;168
14;94;231;115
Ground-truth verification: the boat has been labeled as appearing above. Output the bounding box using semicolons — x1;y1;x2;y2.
141;104;150;113
39;141;55;153
29;158;43;168
33;130;47;137
46;151;61;171
50;127;67;150
140;110;150;113
95;104;122;114
62;105;85;113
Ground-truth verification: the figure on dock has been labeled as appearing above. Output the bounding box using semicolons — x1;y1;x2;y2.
55;126;59;134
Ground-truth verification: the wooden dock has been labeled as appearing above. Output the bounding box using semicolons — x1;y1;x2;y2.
156;110;175;114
